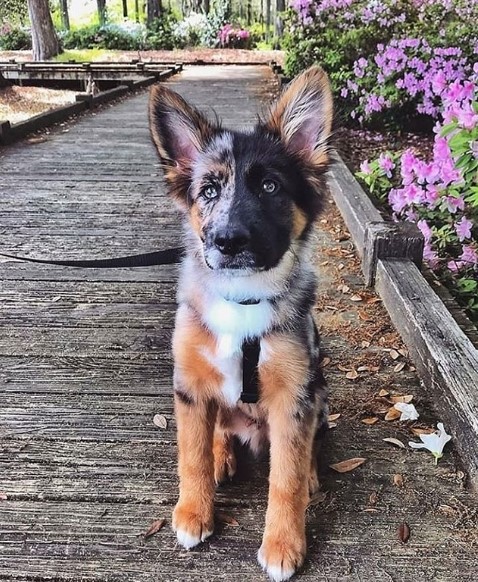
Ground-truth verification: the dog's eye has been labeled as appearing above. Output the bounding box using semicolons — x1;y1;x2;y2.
202;185;219;200
261;179;278;194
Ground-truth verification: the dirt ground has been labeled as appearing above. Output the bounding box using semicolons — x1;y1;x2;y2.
0;85;77;123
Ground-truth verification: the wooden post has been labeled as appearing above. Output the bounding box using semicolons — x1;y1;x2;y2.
363;221;424;287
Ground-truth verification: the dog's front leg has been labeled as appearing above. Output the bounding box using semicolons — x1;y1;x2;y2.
172;389;217;549
258;402;316;581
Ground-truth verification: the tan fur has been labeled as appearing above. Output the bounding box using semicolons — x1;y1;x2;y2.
291;204;308;239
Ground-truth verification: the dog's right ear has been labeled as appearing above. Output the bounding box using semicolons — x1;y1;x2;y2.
149;85;214;167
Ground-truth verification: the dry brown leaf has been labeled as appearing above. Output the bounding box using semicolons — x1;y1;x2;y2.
390;349;400;360
358;311;370;321
357;365;369;372
328;413;341;422
390;394;414;404
216;511;239;527
346;369;359;380
337;364;351;372
398;348;408;357
153;414;168;429
330;457;366;473
350;294;363;302
369;491;379;505
398;522;410;544
144;518;166;539
361;340;371;348
411;427;435;436
378;389;389;397
338;263;345;270
366;297;382;304
362;417;379;425
383;437;406;449
319;357;331;368
394;362;406;373
438;504;457;517
393;474;404;487
0;492;7;501
385;407;401;421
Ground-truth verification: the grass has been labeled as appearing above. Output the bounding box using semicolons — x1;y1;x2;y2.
54;48;114;62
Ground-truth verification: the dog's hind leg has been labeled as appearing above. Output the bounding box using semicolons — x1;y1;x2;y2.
213;409;237;485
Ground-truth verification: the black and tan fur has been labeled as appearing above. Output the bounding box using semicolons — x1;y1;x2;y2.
149;66;333;582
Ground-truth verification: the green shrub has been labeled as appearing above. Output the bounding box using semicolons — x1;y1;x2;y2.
145;13;180;50
0;25;32;50
62;23;146;51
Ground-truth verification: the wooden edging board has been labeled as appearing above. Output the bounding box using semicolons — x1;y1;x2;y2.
0;65;181;146
326;153;478;487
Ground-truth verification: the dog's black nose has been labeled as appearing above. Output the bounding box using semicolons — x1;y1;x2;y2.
214;228;250;256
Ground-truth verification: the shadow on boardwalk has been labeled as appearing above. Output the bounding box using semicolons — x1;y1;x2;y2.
0;65;477;581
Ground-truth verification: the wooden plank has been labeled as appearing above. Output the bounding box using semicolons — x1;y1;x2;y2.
0;355;172;395
327;155;382;258
375;258;478;484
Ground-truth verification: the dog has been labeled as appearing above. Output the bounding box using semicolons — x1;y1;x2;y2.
149;66;333;582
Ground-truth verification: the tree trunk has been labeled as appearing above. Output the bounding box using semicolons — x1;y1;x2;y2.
147;0;160;25
204;0;210;13
265;0;271;41
27;0;60;61
135;0;140;22
59;0;70;30
97;0;106;25
275;0;285;38
122;0;128;18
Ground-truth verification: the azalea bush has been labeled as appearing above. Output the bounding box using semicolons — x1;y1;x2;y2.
285;0;478;126
357;74;478;320
218;24;251;49
0;23;31;50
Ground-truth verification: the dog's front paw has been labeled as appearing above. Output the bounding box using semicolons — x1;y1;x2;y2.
258;533;306;582
172;501;214;549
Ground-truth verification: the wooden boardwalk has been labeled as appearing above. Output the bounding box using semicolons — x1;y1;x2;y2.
0;66;477;581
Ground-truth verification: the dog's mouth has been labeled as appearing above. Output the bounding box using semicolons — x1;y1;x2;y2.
203;247;270;273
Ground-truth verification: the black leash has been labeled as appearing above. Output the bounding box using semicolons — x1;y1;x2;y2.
0;247;184;268
0;245;261;403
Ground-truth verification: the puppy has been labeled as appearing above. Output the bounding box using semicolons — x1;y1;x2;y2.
149;66;333;582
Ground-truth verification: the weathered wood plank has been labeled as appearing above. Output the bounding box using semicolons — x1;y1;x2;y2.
375;258;478;484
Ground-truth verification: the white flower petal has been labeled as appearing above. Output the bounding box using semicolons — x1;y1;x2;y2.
394;402;419;421
409;441;427;449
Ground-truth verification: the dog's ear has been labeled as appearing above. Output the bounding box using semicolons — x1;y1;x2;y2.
262;66;333;168
149;84;214;168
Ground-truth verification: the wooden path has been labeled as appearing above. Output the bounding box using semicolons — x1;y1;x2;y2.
0;66;477;581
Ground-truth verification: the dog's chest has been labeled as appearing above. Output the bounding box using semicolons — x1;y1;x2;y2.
201;296;274;406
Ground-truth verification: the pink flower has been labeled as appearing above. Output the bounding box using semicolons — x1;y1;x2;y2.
455;217;473;241
417;219;433;242
445;196;465;213
378;153;395;177
360;160;372;174
423;243;439;268
460;245;478;265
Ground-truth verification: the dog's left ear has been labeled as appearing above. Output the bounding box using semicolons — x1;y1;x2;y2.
262;66;333;168
149;84;214;168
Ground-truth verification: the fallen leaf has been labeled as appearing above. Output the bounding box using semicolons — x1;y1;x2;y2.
350;294;363;302
216;511;239;527
398;522;410;544
328;413;341;422
330;458;366;473
338;263;345;270
390;349;400;360
27;136;47;144
337;364;351;372
153;414;168;429
319;357;331;368
144;518;166;539
398;348;408;357
366;297;382;304
358;311;370;321
357;365;369;372
0;492;7;501
369;491;379;505
328;422;337;429
383;437;406;449
390;395;414;404
385;407;401;421
393;474;404;487
394;362;406;373
361;340;371;348
378;389;389;397
362;417;379;425
411;427;435;436
346;369;359;380
438;504;457;517
308;491;327;506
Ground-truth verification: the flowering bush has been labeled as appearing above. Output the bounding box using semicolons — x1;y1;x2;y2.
357;73;478;319
218;24;251;49
0;23;31;50
62;23;147;50
172;12;211;47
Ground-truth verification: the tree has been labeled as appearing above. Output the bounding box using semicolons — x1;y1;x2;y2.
147;0;161;25
275;0;285;38
122;0;128;18
97;0;106;25
59;0;70;30
27;0;60;61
